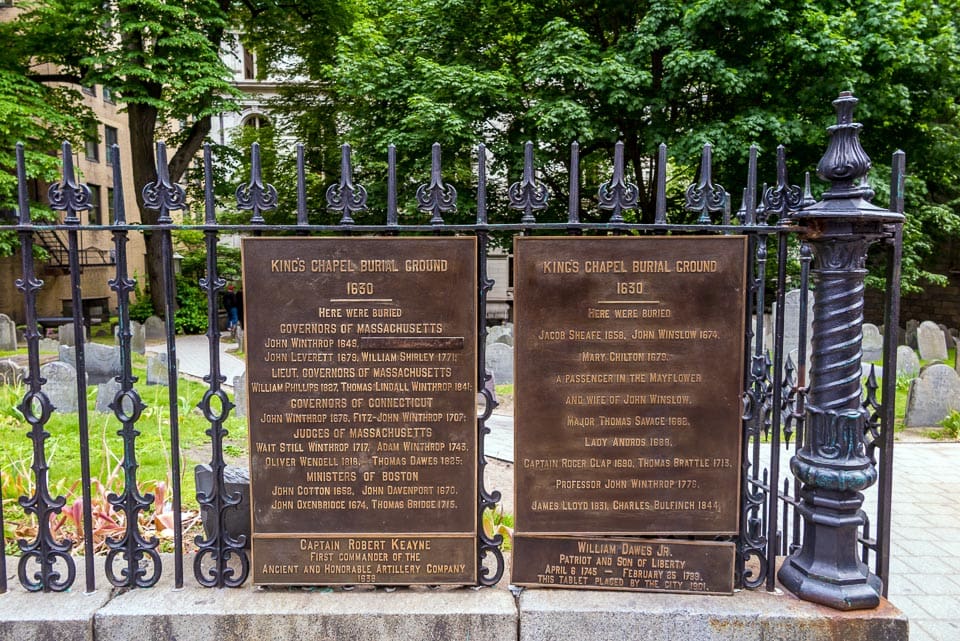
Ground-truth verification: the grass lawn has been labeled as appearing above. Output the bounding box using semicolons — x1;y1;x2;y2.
1;350;247;555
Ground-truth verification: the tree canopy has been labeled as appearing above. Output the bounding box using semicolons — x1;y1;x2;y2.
265;0;960;289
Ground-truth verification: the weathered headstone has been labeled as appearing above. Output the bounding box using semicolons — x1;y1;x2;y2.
59;343;122;384
861;323;883;363
485;325;510;346
146;352;176;386
773;289;815;364
917;320;948;361
195;464;251;548
486;342;513;385
0;359;23;385
905;319;919;349
40;361;80;412
115;321;146;355
0;313;17;351
897;345;921;378
58;322;85;347
143;315;165;341
905;364;960;427
38;338;60;353
232;373;246;418
95;379;122;414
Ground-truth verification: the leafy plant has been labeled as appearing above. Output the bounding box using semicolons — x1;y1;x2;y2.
931;410;960;441
128;274;156;323
482;505;514;551
173;280;208;334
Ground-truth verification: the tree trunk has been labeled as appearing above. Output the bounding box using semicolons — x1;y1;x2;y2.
127;102;166;315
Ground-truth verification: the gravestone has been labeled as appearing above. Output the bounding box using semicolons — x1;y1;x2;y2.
861;323;883;363
773;289;814;364
40;361;80;412
195;464;251;548
486;324;513;346
904;363;960;427
38;338;60;353
0;359;23;385
905;319;919;349
143;315;165;341
58;322;86;347
59;343;122;384
0;313;17;351
115;321;146;355
146;352;175;386
486;342;514;385
897;346;921;378
917;320;948;361
232;373;246;418
95;379;122;414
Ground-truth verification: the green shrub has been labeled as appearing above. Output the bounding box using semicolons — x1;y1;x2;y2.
174;280;208;334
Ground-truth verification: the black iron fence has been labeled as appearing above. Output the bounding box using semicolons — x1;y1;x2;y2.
3;92;902;609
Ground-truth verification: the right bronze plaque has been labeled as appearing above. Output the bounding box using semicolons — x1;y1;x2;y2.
513;236;746;592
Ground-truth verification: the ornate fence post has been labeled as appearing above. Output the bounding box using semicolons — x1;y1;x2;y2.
777;92;904;609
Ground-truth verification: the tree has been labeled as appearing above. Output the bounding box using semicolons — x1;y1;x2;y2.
8;0;241;312
282;0;960;289
0;17;88;248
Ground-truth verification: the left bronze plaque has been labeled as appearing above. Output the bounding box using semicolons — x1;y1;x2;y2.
241;237;478;585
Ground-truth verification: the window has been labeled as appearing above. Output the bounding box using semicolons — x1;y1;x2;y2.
88;184;101;225
243;114;270;130
107;187;115;223
243;45;256;80
105;126;118;163
82;84;96;96
103;86;114;103
84;124;99;162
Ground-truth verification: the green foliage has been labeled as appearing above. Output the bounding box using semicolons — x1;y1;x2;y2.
266;0;960;289
932;409;960;441
129;276;156;323
174;280;209;334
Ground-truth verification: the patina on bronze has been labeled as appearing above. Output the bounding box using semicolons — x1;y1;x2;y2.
512;536;736;594
513;236;745;593
242;237;477;586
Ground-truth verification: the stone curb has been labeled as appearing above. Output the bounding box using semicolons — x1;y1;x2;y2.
1;557;907;641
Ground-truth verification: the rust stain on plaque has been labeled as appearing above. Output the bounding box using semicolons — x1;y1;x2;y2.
242;237;477;586
514;236;746;538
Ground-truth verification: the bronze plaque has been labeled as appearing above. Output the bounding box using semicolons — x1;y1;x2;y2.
242;237;477;585
513;236;745;593
512;536;735;594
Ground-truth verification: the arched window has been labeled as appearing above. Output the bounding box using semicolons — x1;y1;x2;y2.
242;114;271;130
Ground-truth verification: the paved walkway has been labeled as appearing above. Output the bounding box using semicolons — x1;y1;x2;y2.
147;334;245;386
172;334;960;639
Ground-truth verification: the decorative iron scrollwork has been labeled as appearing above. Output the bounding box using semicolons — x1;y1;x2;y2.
326;144;368;225
685;144;727;224
508;141;549;224
416;143;457;224
142;142;187;223
47;142;91;224
762;146;802;220
236;142;278;223
597;141;638;223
